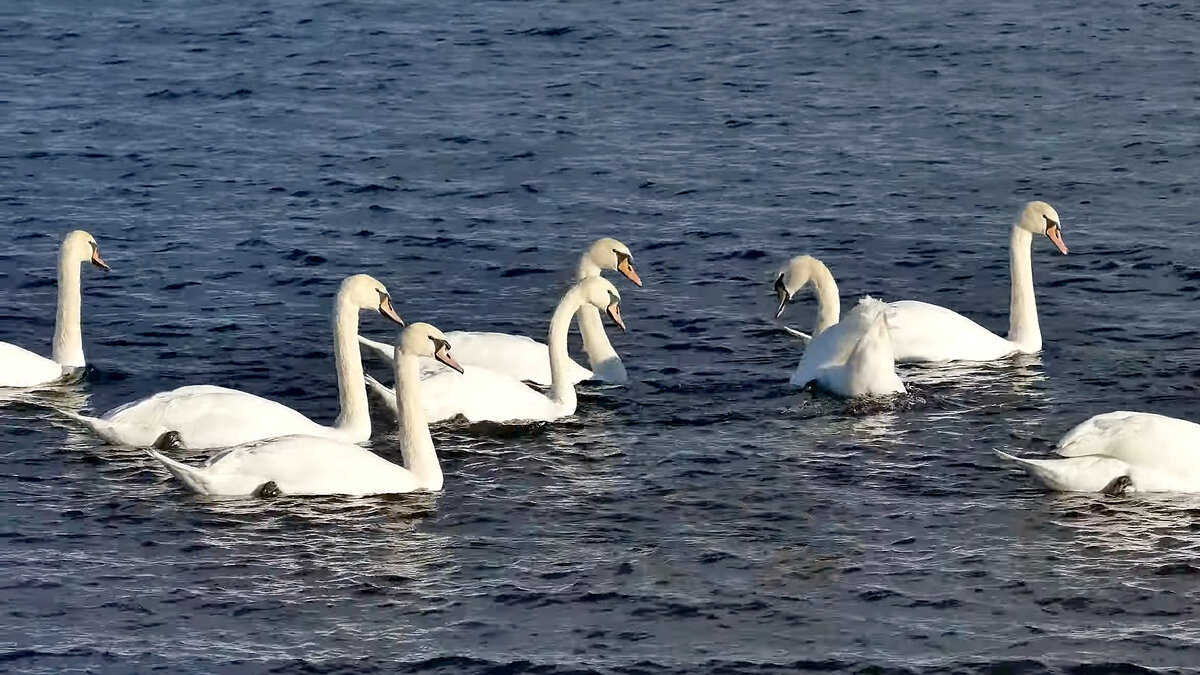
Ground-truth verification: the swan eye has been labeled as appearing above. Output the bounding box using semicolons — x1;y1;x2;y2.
1043;215;1059;230
774;274;788;297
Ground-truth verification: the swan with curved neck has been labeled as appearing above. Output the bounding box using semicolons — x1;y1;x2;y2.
146;323;460;496
774;201;1068;363
1;230;109;387
773;258;904;397
368;275;626;423
358;237;640;385
63;274;403;449
997;411;1200;494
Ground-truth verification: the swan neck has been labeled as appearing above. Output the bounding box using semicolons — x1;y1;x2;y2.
577;304;621;375
1006;226;1041;351
808;262;841;336
52;250;85;367
331;296;371;439
395;351;441;490
576;256;601;281
547;288;581;410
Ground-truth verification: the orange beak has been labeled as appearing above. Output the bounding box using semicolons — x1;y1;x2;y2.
606;302;626;332
90;248;110;271
617;258;643;287
435;344;464;374
378;296;405;326
1046;224;1068;254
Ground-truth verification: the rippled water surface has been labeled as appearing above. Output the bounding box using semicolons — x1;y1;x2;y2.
3;0;1200;672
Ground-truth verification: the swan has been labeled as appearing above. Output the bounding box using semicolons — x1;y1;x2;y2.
996;411;1200;494
146;323;460;496
774;201;1069;364
1;230;110;387
772;256;904;397
359;237;641;385
367;275;625;423
62;274;404;449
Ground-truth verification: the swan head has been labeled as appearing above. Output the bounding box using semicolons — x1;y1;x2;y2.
63;230;109;271
773;255;824;319
339;274;404;326
577;275;626;332
1016;201;1068;254
399;322;463;374
583;238;642;286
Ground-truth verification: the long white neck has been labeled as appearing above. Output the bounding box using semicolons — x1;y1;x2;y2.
330;297;371;438
547;287;583;411
52;253;85;367
574;257;624;379
1005;226;1041;351
394;350;441;490
807;261;841;336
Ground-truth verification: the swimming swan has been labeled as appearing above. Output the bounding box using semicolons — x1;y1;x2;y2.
997;411;1200;494
1;230;110;387
368;275;625;423
146;323;460;496
774;202;1069;364
359;237;641;384
63;274;403;449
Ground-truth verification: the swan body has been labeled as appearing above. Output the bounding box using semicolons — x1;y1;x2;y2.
66;274;403;449
789;296;905;397
359;237;640;385
370;276;626;423
997;412;1200;493
1;230;109;387
773;202;1068;364
148;323;458;497
360;331;591;385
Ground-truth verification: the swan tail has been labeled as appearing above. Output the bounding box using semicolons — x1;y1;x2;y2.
54;407;123;444
993;450;1126;493
364;374;399;412
358;335;396;362
146;449;214;495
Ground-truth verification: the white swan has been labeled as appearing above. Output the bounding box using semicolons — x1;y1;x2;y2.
368;275;625;423
359;237;641;385
63;274;404;449
774;202;1069;364
146;323;460;496
1;230;109;387
773;256;904;397
997;411;1200;494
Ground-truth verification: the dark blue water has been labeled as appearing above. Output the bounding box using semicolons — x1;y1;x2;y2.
3;0;1200;672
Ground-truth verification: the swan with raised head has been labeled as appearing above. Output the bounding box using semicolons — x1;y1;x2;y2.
774;202;1068;363
996;411;1200;494
147;323;460;497
774;262;904;397
368;275;625;423
1;230;110;387
63;274;403;449
359;237;641;384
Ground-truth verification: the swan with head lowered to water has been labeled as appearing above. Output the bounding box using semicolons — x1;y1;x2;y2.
147;323;460;497
773;256;905;397
996;411;1200;494
774;201;1069;364
367;275;626;423
359;237;641;385
62;274;403;449
1;230;110;388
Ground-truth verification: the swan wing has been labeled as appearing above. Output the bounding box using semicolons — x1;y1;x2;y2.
422;331;590;385
103;385;328;448
0;341;64;387
150;435;422;496
418;366;566;423
885;300;1016;363
1056;411;1200;478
